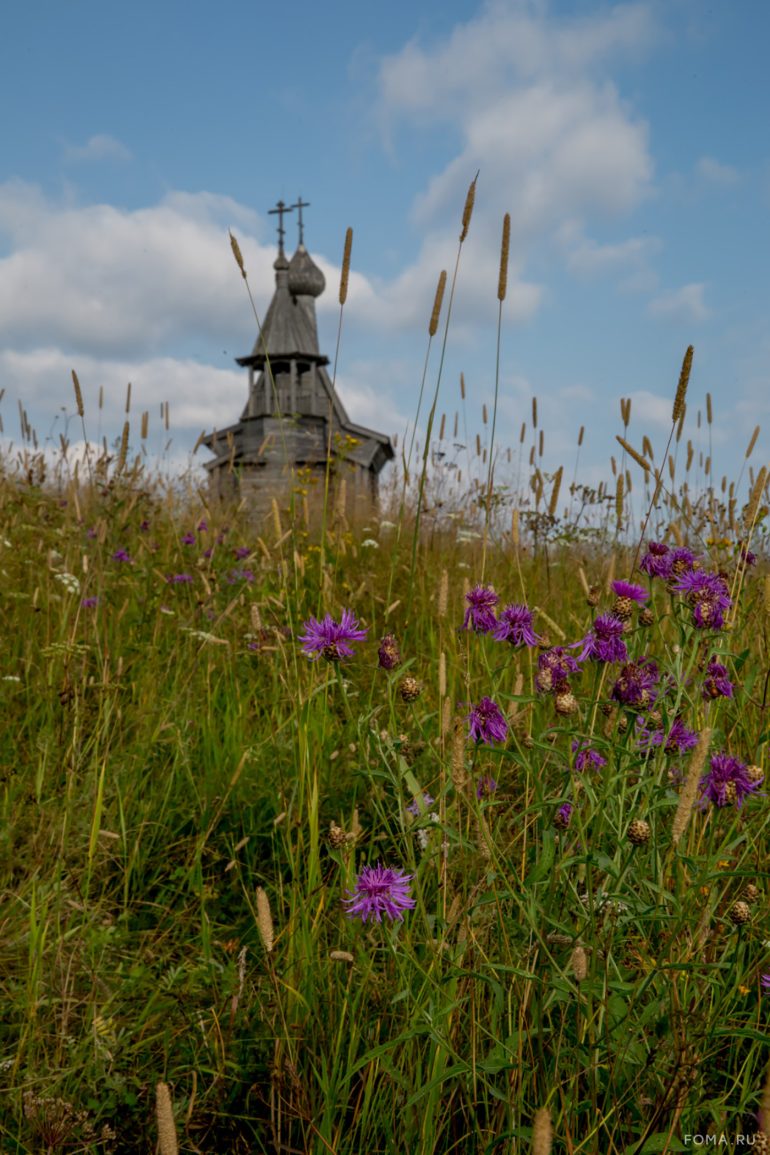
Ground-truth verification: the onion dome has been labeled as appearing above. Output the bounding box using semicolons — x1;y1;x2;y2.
288;244;325;298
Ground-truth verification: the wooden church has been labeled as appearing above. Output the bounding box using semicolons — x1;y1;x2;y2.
201;199;394;519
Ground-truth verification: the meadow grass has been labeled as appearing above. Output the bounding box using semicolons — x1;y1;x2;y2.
1;190;770;1154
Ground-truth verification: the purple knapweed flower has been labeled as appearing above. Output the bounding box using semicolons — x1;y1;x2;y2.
554;802;573;829
492;603;542;647
299;609;368;662
610;658;659;711
466;697;509;745
637;716;698;754
202;547;214;559
81;596;99;608
226;568;255;583
86;527;98;540
639;541;671;580
167;573;194;584
139;519;150;533
667;548;698;580
406;793;435;817
378;633;401;670
703;656;734;700
673;570;732;630
476;775;498;799
343;863;415;923
761;974;770;992
535;647;582;694
181;532;196;545
571;741;607;772
739;545;757;567
611;580;648;604
234;546;251;559
579;615;628;664
699;753;763;809
197;519;208;533
462;585;499;634
112;549;131;563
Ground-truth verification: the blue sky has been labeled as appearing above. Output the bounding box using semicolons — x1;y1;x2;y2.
1;0;769;513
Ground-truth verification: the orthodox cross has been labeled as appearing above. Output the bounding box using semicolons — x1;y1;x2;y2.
268;199;294;255
290;196;310;245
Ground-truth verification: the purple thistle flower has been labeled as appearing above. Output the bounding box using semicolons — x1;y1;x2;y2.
167;573;194;584
699;753;763;809
492;603;542;647
535;647;582;694
112;549;131;563
406;793;434;816
476;775;498;799
639;541;671;579
610;658;659;711
667;547;698;579
202;547;214;559
703;656;734;700
466;697;509;745
81;596;99;608
462;585;499;634
226;568;255;583
554;802;573;829
197;519;208;532
86;527;98;540
234;546;251;559
673;570;732;630
571;741;607;772
761;974;770;991
343;862;415;923
611;580;648;604
579;614;628;664
739;545;757;567
637;716;698;754
299;609;368;662
181;532;196;545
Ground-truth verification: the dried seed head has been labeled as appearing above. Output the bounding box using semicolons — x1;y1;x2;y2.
627;818;651;846
429;270;447;337
570;944;588;982
459;172;478;242
747;764;764;784
497;212;510;301
616;435;651;474
339;227;353;305
532;1106;552;1155
156;1083;179;1155
438;568;449;618
229;231;246;279
672;345;693;424
71;369;84;417
554;690;579;716
330;950;354;963
328;822;347;849
743;883;760;904
746;424;760;459
729;900;751;927
399;676;423;703
256;887;274;953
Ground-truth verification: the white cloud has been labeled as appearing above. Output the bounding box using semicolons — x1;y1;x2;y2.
624;389;675;431
63;134;133;163
648;283;711;324
565;231;661;282
696;155;740;187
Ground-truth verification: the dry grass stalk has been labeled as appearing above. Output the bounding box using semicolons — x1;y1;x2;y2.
117;422;129;472
459;173;478;242
497;212;510;301
125;381;132;413
532;397;538;428
98;384;104;410
539;430;544;457
745;466;768;531
706;392;713;424
672;728;712;847
155;1082;179;1155
439;651;446;699
339;228;353;305
616;436;651;474
438;569;449;618
745;425;760;458
520;422;526;444
668;454;676;482
256;887;275;953
271;498;282;541
512;508;520;548
532;1106;552;1155
482;403;488;425
460;372;466;400
229;230;247;279
429;270;447;337
535;607;565;641
615;474;624;526
441;695;452;736
577;566;590;598
548;467;563;519
451;718;468;791
71;370;84;417
672;345;694;423
439;412;446;440
578;425;584;447
141;411;149;440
